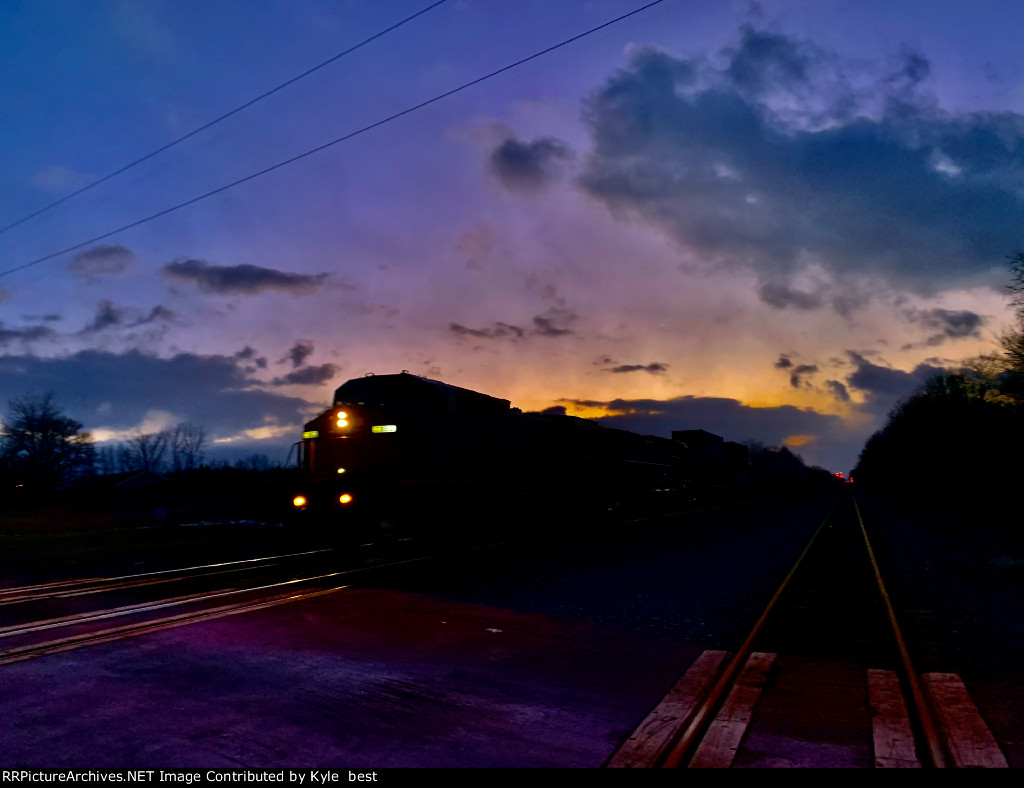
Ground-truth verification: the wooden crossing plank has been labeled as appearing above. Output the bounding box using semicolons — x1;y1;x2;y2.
607;650;729;768
923;672;1008;768
867;669;921;768
688;651;776;769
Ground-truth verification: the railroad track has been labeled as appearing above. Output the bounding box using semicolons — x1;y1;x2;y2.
0;529;561;668
0;547;331;604
0;497;758;670
0;547;350;665
607;492;1010;769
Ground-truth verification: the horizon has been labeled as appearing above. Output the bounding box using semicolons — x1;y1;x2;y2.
3;1;1023;477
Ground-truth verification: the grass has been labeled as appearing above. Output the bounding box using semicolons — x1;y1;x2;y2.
0;496;295;582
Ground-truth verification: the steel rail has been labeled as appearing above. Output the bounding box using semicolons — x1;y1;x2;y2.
0;584;351;667
0;563;289;606
0;547;331;602
657;496;842;768
1;501;781;669
853;495;950;768
0;529;582;665
0;570;349;646
0;588;236;639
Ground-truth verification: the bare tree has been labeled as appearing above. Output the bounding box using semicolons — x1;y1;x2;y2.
117;445;134;472
1;392;95;490
95;445;118;475
999;323;1024;373
125;430;170;472
170;422;206;471
233;453;276;472
1004;251;1024;315
997;253;1024;392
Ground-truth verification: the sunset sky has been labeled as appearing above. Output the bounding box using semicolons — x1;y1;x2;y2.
2;0;1023;474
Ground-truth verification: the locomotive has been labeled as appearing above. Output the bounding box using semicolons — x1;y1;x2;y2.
289;371;690;536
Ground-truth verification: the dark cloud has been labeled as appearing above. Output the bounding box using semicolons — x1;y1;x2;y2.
0;322;57;346
605;362;669;374
902;307;987;347
283;340;315;369
759;281;825;310
146;305;177;324
824;379;851;402
69;244;135;280
559;393;842;454
449;308;577;341
579;27;1024;307
563;398;606;409
546;392;867;472
78;301;179;335
830;291;871;319
271;363;340;387
449;322;526;340
79;301;122;334
21;314;62;322
234;346;268;369
489;135;572;192
162;259;329;296
844;350;944;415
725;26;817;97
886;46;931;92
532;308;578;337
789;363;819;388
0;349;311;439
775;353;819;387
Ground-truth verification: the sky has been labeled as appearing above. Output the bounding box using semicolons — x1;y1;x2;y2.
2;0;1023;474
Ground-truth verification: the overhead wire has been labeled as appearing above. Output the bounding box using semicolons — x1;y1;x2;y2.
0;0;451;237
0;0;668;281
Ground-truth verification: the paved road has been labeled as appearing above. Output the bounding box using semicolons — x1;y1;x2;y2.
25;492;1023;769
860;494;1024;768
0;496;837;768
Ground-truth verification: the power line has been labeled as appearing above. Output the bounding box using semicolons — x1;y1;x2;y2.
0;0;668;281
0;0;451;237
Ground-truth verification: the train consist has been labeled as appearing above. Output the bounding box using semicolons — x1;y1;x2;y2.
289;371;821;535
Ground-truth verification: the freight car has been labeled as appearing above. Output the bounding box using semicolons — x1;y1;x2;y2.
288;371;688;537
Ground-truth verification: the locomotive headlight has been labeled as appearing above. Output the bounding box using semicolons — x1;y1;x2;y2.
336;418;349;428
292;495;308;509
336;467;346;474
338;493;353;505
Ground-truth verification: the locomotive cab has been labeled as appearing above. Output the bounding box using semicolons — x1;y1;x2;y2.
290;371;513;535
291;401;399;525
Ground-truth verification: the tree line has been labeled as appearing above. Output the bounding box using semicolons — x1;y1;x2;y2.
94;422;207;475
0;393;283;493
853;253;1024;521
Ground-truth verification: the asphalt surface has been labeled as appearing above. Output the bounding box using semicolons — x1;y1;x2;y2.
4;492;1019;768
859;494;1024;767
0;495;834;768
